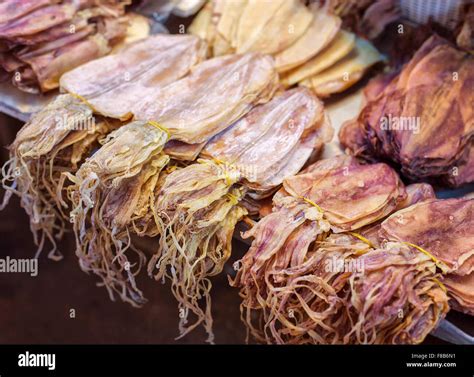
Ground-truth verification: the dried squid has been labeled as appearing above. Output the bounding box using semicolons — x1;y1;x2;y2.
443;273;474;316
2;95;100;259
299;36;384;97
1;34;206;258
60;34;207;120
339;36;474;187
147;87;333;341
380;198;474;316
234;158;474;343
243;239;448;344
189;0;383;96
231;156;453;344
66;52;279;309
0;0;131;93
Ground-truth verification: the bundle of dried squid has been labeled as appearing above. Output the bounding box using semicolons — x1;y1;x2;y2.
0;0;131;93
147;88;332;341
339;36;474;187
1;34;207;258
249;239;448;344
1;96;112;259
59;34;207;120
189;0;384;97
66;52;279;309
232;156;459;344
380;197;474;316
443;274;474;316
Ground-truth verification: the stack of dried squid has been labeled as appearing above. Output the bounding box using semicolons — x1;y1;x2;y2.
0;0;132;93
380;198;474;317
1;34;207;259
67;78;332;339
3;11;470;347
340;36;474;187
143;88;333;341
189;0;384;97
4;31;335;343
232;155;474;344
65;48;279;311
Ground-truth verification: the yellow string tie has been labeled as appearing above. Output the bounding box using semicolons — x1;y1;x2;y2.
432;278;448;293
147;121;171;141
401;241;448;271
300;196;324;214
165;165;178;174
220;171;233;186
199;157;226;165
69;92;96;111
199;158;237;186
226;193;240;205
198;157;227;168
348;231;375;249
212;157;226;166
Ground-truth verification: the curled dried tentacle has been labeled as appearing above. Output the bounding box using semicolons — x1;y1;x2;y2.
148;161;246;343
236;233;449;344
67;121;169;305
1;94;96;259
232;157;451;344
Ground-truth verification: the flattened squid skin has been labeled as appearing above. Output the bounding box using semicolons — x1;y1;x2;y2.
147;87;331;342
233;157;455;344
1;35;208;259
380;198;474;275
443;273;474;315
339;36;474;187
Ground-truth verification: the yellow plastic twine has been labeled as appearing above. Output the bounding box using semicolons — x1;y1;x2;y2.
147;120;171;141
401;241;449;272
225;192;240;205
348;231;375;249
211;157;226;165
69;92;97;112
300;196;324;213
222;173;234;186
198;158;237;186
432;278;448;293
165;165;178;174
